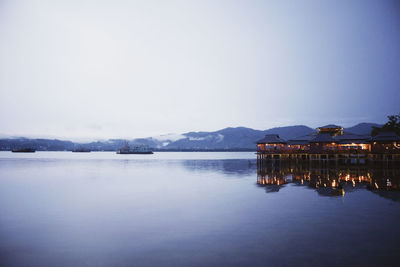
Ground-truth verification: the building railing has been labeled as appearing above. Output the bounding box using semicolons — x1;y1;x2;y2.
257;143;400;155
257;147;371;154
370;147;400;154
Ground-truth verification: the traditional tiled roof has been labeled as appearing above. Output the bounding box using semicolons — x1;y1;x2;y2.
318;124;342;129
257;134;287;144
289;134;315;141
287;134;315;145
288;140;310;145
337;139;369;144
334;131;370;142
309;133;335;143
371;131;400;142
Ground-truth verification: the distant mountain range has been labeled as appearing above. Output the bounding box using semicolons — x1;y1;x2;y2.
0;123;381;151
344;123;381;135
158;125;315;150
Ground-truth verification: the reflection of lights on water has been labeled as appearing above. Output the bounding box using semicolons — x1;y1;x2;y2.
260;168;398;192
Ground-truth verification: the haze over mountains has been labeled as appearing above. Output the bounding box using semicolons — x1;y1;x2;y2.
0;123;381;151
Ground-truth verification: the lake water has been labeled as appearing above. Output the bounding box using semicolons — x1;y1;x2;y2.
0;152;399;266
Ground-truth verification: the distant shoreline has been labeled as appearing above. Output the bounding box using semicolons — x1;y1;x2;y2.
0;149;256;152
0;123;381;152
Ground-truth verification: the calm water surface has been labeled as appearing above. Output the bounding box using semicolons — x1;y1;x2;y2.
0;152;399;266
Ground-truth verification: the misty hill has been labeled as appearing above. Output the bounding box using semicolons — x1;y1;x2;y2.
0;138;75;151
0;123;380;151
344;123;382;135
162;126;315;150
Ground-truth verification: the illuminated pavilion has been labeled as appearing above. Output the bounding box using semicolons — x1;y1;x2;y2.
256;125;400;164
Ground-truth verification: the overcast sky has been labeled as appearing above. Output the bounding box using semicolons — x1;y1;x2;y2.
1;0;399;140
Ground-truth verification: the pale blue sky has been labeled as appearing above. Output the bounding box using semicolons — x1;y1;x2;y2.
0;0;399;140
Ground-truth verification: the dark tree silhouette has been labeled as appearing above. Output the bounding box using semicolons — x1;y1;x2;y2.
371;114;400;136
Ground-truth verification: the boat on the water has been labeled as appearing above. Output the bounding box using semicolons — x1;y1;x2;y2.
11;148;36;153
117;143;153;154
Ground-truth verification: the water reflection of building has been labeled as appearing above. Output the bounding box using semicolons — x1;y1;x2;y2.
257;163;400;200
256;125;400;164
256;166;291;192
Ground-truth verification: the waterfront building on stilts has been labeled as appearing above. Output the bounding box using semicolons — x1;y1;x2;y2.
256;125;400;165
